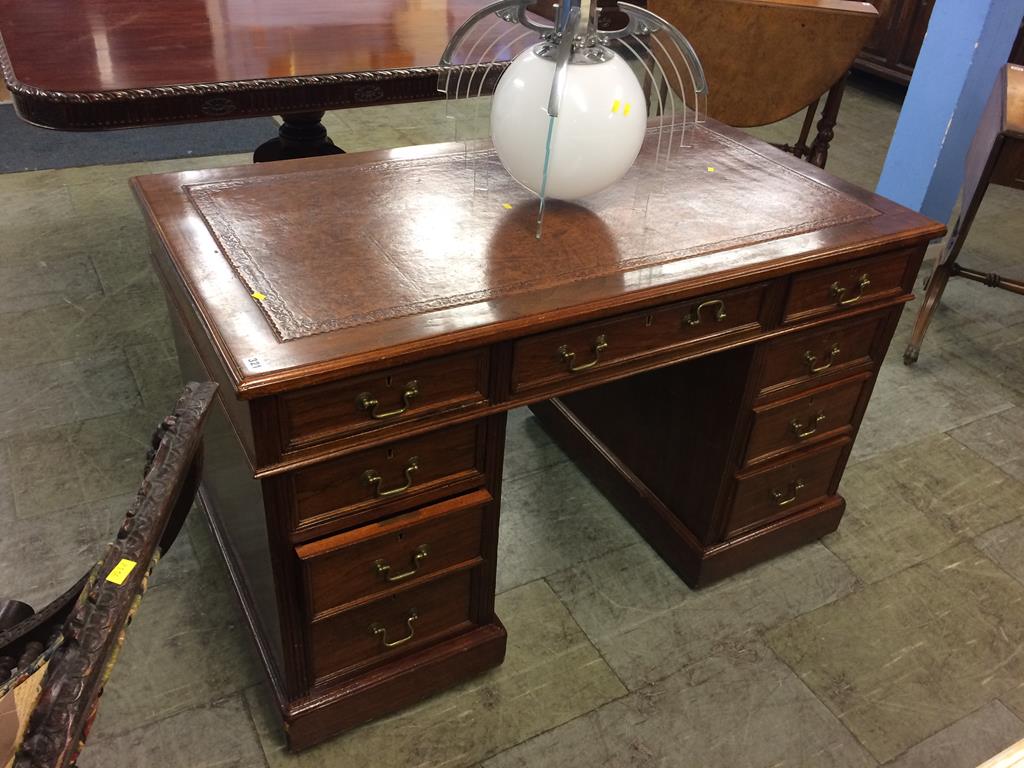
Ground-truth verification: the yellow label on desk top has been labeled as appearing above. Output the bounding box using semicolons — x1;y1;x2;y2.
105;558;137;586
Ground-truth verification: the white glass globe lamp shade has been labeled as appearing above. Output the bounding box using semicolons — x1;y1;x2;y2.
490;47;647;201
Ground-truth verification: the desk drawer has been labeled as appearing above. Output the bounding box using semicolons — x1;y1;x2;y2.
745;375;867;465
309;569;474;684
512;283;767;393
758;313;884;397
290;421;485;530
783;249;911;324
297;491;488;621
278;350;489;453
725;440;848;538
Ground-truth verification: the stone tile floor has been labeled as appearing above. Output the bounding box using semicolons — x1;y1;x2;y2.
2;77;1024;767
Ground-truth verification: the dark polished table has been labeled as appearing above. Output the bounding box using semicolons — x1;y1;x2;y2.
0;0;509;158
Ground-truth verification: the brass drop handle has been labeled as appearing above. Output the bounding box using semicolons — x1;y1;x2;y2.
686;299;727;326
363;457;419;498
790;412;826;439
771;479;805;508
369;609;418;649
559;335;608;373
357;380;419;420
375;545;429;583
804;343;840;374
830;274;871;306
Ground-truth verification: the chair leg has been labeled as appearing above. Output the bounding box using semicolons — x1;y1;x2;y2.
903;257;953;365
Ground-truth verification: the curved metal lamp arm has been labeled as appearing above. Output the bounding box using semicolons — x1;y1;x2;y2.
608;2;708;95
440;0;549;66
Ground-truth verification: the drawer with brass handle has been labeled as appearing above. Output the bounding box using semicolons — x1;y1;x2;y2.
296;491;489;620
277;349;489;455
724;440;849;538
308;569;474;684
745;375;867;465
783;248;913;324
511;283;768;394
757;313;885;398
289;421;485;532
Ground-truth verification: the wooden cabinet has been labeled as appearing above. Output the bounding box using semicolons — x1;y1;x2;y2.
857;2;1024;83
856;0;933;83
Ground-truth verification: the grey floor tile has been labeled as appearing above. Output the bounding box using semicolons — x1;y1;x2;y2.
883;700;1024;768
40;280;173;360
975;517;1024;587
246;580;626;768
768;544;1024;763
78;696;267;768
0;492;133;609
848;434;1024;542
548;540;858;689
828;451;963;583
3;407;159;518
949;407;1024;481
88;574;264;739
0;250;103;313
501;407;569;481
0;349;141;438
849;343;1014;465
496;460;641;593
125;338;185;412
944;323;1024;401
485;639;877;768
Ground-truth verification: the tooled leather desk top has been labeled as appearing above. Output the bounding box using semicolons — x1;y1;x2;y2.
133;122;942;395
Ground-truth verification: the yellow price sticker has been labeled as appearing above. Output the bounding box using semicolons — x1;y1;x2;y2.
502;203;513;210
251;292;267;301
105;558;137;586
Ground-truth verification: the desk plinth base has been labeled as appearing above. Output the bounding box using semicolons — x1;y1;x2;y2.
282;622;507;752
530;398;845;588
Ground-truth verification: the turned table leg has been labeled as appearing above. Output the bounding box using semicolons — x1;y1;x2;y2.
807;76;846;169
253;111;346;163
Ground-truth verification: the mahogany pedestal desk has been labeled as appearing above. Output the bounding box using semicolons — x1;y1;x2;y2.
132;123;942;750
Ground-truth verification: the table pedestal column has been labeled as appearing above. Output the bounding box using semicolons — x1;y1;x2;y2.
254;111;346;163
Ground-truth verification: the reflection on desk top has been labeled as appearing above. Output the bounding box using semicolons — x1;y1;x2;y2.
0;0;500;94
132;121;943;396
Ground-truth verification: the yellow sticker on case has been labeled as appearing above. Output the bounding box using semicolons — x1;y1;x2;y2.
106;558;137;585
502;203;513;210
251;292;267;301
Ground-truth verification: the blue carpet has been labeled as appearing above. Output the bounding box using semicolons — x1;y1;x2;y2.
0;104;278;172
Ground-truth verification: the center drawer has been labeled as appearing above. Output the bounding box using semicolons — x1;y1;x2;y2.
296;491;489;621
511;283;768;394
288;420;486;531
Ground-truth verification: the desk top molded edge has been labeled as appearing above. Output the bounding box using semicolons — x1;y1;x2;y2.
132;125;944;399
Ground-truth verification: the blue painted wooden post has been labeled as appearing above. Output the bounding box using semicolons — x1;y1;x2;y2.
875;0;1024;223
